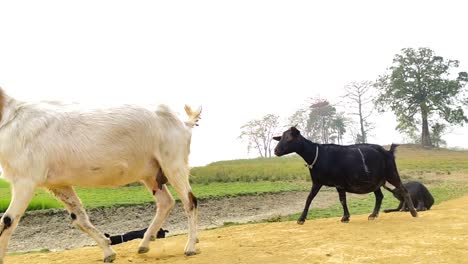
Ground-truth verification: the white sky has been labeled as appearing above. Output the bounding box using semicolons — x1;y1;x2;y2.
1;0;467;166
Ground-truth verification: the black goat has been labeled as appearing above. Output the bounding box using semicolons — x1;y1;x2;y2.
383;181;434;212
104;228;169;245
273;127;417;224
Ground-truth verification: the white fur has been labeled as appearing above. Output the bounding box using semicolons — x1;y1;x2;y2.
0;88;201;262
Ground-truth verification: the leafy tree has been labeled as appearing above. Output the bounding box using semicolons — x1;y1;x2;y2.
330;112;347;144
239;114;280;158
287;107;313;139
287;99;349;144
402;122;447;148
375;47;468;147
342;81;375;143
307;99;349;144
308;100;335;143
431;123;447;148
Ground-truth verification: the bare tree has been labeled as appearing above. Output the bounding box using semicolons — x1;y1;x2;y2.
342;81;375;143
239;114;280;158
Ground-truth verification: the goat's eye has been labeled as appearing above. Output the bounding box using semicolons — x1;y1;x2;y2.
286;135;293;142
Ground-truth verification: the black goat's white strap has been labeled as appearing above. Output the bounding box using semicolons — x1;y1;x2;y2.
305;145;319;169
357;148;370;174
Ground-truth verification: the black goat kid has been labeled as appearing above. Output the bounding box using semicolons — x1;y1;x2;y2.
383;181;434;212
104;228;169;245
273;127;417;224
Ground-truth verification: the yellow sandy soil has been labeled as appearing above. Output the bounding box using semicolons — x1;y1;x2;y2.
6;195;468;264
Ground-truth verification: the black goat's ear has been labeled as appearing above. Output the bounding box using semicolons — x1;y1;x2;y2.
291;127;300;137
273;136;281;141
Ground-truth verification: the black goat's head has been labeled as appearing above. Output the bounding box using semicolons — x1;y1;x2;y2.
273;127;304;156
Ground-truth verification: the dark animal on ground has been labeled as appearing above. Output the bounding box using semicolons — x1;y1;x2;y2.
383;181;434;212
104;228;169;245
273;127;417;224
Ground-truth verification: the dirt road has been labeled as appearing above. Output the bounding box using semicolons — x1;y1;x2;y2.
6;194;468;264
8;191;339;252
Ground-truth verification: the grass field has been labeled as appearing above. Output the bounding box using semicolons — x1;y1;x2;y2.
0;181;311;212
1;144;467;212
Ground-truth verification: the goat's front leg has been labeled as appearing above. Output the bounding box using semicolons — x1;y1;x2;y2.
368;189;384;220
297;184;322;225
337;188;350;223
0;179;36;263
49;186;116;263
384;200;404;213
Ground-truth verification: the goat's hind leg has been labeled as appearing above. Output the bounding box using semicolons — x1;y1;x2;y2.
49;186;116;263
397;186;417;216
0;179;36;263
386;180;417;217
138;178;175;254
368;189;384;220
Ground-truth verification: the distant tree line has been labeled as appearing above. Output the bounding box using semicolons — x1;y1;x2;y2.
239;47;468;157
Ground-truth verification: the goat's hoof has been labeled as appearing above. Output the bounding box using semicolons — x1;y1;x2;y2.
368;214;378;220
103;253;116;263
340;217;350;223
196;238;200;243
138;247;150;254
150;235;156;241
185;251;197;256
383;209;391;213
410;211;418;217
297;220;305;225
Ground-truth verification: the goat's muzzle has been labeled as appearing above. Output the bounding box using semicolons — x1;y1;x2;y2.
274;147;282;156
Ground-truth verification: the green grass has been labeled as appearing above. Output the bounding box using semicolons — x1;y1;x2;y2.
190;156;307;184
7;249;50;256
395;145;468;174
0;181;311;212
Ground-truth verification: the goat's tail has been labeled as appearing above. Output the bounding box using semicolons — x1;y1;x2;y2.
389;143;399;155
184;105;202;128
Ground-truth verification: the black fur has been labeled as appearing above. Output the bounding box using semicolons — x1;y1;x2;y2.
383;181;434;212
104;228;169;245
0;216;12;236
273;127;417;224
189;192;198;209
3;216;11;228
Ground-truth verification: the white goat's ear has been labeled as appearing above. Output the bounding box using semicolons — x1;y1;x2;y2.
273;136;281;141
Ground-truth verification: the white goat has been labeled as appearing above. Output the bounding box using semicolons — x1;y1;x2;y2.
0;88;201;263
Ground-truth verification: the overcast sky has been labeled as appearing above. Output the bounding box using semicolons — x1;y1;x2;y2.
1;0;467;166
